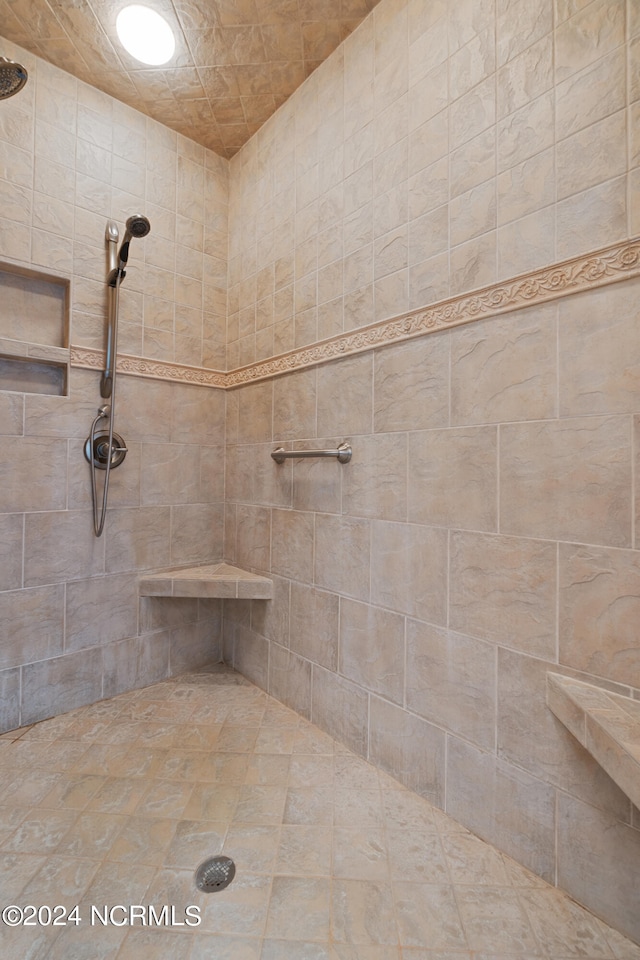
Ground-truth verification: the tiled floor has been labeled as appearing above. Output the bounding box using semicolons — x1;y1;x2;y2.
0;666;639;960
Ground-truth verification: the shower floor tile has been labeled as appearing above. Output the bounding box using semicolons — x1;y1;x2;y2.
0;665;638;959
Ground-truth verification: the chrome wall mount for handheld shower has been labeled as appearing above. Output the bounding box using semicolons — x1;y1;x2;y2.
85;215;150;537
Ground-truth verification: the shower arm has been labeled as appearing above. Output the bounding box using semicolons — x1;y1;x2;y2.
101;220;120;399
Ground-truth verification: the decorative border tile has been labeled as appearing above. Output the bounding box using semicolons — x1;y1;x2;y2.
71;236;640;389
70;346;227;388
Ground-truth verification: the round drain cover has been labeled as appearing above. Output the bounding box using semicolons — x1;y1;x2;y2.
194;855;236;893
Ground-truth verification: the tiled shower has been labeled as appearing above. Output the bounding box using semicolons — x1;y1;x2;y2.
1;0;640;949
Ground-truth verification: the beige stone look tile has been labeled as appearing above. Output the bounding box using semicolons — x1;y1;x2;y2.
317;353;374;438
406;622;496;750
449;531;557;658
314;513;371;601
446;735;557;883
339;598;405;705
497;646;631;818
408;426;498;532
557;793;640;946
559;544;640;688
450;306;557;426
271;507;315;582
373;334;449;433
559;279;640;417
370;519;447;623
342;432;407;521
369;695;446;806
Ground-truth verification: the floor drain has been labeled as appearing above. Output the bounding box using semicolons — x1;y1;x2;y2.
194;856;236;893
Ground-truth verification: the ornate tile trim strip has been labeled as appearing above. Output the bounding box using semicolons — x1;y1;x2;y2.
71;237;640;389
70;346;227;388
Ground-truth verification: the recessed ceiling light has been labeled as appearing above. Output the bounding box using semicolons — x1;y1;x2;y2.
116;5;176;66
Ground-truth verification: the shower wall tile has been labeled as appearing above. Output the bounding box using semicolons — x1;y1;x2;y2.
0;584;64;670
370;520;447;624
24;510;105;586
0;437;67;513
289;583;339;671
170;503;224;566
499;415;632;547
449;531;557;659
0;667;20;733
408;426;498;531
557;793;640;945
314;513;370;602
268;643;312;720
339;599;405;705
65;574;139;653
102;633;171;700
373;335;449;433
368;695;445;807
21;646;104;726
311;665;368;757
446;736;556;883
450;307;557;426
271;509;315;583
140;443;201;506
0;513;23;592
558;543;640;688
341;433;407;522
496;646;630;818
558;278;640;417
104;506;171;574
406;622;496;751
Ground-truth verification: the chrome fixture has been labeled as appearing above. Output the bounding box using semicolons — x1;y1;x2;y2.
271;442;352;464
85;215;150;536
0;57;28;99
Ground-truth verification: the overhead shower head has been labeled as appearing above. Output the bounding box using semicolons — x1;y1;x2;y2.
0;57;28;100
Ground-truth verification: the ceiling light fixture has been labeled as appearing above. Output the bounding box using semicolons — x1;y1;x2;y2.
116;5;176;66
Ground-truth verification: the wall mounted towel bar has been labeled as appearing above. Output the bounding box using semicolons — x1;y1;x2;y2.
271;442;352;464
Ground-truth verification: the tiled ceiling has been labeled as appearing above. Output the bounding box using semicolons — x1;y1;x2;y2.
1;0;380;157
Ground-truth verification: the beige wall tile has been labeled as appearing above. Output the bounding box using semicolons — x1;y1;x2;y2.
450;531;557;659
451;307;557;426
104;506;171;574
0;437;67;513
499;416;632;547
497;646;630;817
272;368;317;441
369;694;445;806
371;520;447;623
65;574;138;652
0;667;20;733
268;643;312;720
408;426;498;531
290;583;339;671
373;335;449;433
21;646;103;726
0;584;64;671
559;279;640;417
311;664;368;756
314;513;370;601
557;793;640;944
555;0;625;83
271;508;315;582
25;509;105;585
496;206;556;280
170;503;224;566
446;736;556;883
316;353;373;438
235;504;271;573
559;543;640;688
0;514;23;592
339;598;405;705
556;175;627;260
342;433;408;522
406;621;496;750
557;110;626;202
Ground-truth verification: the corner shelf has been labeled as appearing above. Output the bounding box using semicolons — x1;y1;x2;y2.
546;672;640;809
139;562;273;600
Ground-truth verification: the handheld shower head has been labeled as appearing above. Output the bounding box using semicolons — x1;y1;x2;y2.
0;57;28;100
117;214;151;270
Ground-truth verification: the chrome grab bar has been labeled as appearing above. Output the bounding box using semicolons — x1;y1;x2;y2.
271;442;352;464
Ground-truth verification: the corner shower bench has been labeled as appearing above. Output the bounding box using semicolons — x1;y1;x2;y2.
139;562;273;599
547;672;640;809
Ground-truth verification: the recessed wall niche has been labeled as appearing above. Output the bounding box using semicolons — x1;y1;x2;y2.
0;262;70;396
